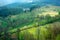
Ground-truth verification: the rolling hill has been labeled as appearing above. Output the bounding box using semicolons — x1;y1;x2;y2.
0;0;60;17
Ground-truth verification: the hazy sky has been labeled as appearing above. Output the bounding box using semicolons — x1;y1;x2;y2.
0;0;60;6
0;0;36;6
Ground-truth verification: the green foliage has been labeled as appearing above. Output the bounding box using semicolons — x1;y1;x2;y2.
56;34;60;40
0;5;60;40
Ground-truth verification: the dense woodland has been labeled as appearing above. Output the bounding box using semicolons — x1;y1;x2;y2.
0;5;60;40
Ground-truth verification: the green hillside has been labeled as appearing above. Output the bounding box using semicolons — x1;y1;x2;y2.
0;5;60;40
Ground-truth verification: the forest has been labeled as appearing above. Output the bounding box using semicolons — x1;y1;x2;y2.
0;5;60;40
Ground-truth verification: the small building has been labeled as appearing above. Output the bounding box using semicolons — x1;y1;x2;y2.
23;8;30;12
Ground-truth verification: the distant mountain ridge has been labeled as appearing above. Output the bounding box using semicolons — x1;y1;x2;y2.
0;1;60;17
0;2;41;17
